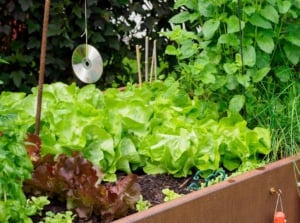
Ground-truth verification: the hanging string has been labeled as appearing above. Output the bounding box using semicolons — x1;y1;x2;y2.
274;191;283;214
80;0;88;57
273;190;287;223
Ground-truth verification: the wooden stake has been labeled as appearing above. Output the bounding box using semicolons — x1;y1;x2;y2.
136;45;142;88
153;40;157;81
35;0;51;136
149;40;155;83
145;36;149;82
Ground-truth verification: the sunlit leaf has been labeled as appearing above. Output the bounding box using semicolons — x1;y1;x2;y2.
260;5;279;24
243;45;256;67
257;35;274;54
202;19;220;40
226;15;245;33
249;13;273;29
229;95;245;113
252;67;270;83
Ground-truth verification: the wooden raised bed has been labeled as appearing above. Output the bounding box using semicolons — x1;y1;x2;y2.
113;156;300;223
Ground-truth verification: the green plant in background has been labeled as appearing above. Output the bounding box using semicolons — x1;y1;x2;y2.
162;0;300;159
162;0;300;98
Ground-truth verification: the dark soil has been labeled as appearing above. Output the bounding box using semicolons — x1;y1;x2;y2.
30;174;193;223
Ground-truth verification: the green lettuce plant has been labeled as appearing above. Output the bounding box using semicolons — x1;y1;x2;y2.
0;80;271;180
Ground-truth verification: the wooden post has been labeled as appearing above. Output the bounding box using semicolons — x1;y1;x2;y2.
35;0;51;135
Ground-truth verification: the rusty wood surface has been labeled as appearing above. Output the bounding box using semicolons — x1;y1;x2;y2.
114;156;300;223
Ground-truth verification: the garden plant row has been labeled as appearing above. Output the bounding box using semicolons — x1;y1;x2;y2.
0;80;271;222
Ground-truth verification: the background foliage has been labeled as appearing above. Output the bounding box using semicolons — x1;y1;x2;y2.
162;0;300;158
0;0;175;92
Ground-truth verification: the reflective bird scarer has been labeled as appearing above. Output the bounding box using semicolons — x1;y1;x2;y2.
72;44;103;83
71;0;103;83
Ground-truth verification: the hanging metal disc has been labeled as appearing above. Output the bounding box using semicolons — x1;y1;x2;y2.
71;44;103;83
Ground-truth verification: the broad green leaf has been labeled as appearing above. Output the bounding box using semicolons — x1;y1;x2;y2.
249;13;273;29
252;67;271;82
226;74;239;90
199;66;216;84
254;127;271;150
243;45;256;67
222;152;242;171
274;66;291;82
174;0;197;10
218;33;240;46
237;74;250;88
244;6;256;15
180;40;197;59
284;36;300;47
257;35;274;54
202;19;220;40
197;0;218;17
169;11;192;24
284;43;300;65
117;137;141;173
165;45;178;55
226;15;245;33
278;0;291;14
229;95;245;113
223;63;239;74
260;5;279;24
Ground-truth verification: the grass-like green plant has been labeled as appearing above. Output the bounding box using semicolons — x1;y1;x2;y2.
246;71;300;160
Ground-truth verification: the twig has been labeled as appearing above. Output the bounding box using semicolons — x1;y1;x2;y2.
179;177;192;189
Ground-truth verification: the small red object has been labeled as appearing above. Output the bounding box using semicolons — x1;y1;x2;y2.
274;211;286;223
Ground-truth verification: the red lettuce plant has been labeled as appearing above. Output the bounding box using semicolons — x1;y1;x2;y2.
24;134;141;222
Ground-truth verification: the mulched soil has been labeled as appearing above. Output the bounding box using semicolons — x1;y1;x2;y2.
30;174;194;223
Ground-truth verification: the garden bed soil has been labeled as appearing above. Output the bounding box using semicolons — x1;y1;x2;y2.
30;173;192;223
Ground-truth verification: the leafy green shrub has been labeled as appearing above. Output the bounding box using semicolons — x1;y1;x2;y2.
162;0;300;158
162;0;300;100
0;113;49;222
